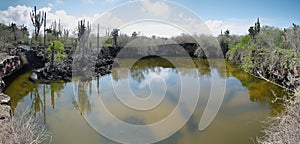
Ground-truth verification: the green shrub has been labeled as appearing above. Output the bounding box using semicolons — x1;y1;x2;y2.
47;40;66;63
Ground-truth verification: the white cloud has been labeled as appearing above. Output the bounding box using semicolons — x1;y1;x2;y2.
93;12;123;28
0;5;79;37
91;12;124;35
0;5;32;29
204;19;253;36
138;68;170;89
47;10;78;31
141;0;170;18
204;20;223;35
173;14;253;36
0;5;125;38
121;21;182;37
48;3;53;7
0;4;254;38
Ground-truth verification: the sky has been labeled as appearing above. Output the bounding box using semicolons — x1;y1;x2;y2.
0;0;299;37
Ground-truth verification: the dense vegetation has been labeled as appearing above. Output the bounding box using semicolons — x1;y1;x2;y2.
0;23;29;47
227;21;300;90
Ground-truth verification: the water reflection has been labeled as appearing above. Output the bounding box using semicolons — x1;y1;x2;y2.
4;73;67;123
225;62;286;114
73;81;92;115
5;57;287;144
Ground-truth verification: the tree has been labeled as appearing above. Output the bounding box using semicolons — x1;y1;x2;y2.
0;23;10;47
20;25;29;43
111;28;119;47
219;29;230;57
9;23;17;43
30;6;45;42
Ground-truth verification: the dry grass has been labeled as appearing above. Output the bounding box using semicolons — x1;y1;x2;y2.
257;91;300;144
0;108;51;144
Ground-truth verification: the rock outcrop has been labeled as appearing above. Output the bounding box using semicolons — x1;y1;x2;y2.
0;93;11;132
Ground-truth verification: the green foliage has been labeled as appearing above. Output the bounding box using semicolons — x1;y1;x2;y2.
227;35;249;60
47;40;66;63
103;37;113;47
228;23;300;89
237;35;250;48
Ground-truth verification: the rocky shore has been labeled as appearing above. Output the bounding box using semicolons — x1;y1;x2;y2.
0;49;26;134
0;93;11;132
0;46;52;143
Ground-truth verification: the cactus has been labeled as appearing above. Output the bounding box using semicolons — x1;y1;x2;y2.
77;19;91;55
30;6;45;42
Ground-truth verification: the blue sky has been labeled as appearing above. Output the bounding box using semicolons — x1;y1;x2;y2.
0;0;299;36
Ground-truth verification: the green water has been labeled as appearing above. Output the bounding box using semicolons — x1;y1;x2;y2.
4;58;286;144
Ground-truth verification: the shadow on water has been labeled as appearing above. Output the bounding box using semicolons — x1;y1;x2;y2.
4;57;287;144
225;61;286;114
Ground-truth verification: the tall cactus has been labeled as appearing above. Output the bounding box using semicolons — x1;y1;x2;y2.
51;41;55;68
30;6;45;42
78;20;85;40
50;20;62;40
43;12;47;60
77;19;91;55
78;19;91;40
255;17;260;33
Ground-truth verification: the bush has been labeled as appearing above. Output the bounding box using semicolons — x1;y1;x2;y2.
0;108;51;144
47;40;66;63
257;90;300;144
